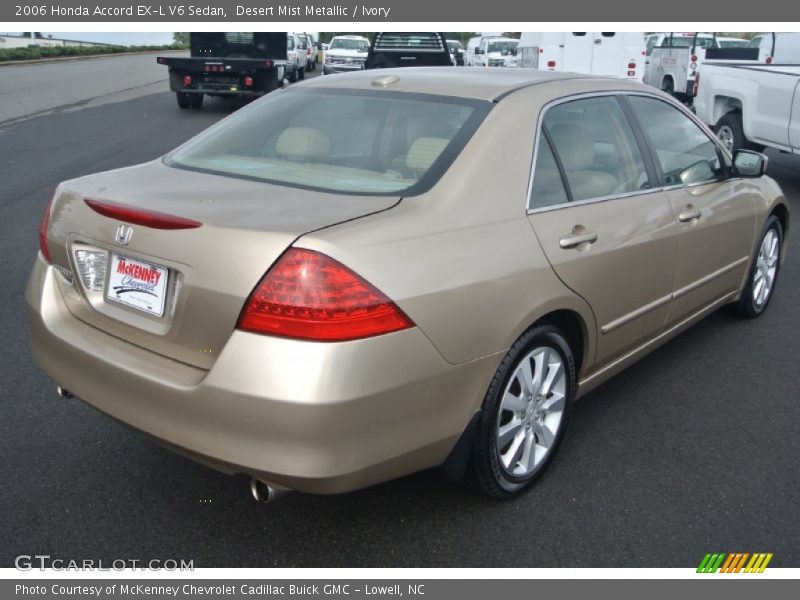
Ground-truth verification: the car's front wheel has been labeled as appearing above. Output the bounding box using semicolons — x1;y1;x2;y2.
470;324;575;498
732;215;783;317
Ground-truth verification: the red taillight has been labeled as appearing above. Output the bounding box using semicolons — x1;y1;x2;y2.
183;75;193;86
547;60;556;68
539;48;543;53
244;76;254;87
690;54;698;62
84;199;202;230
766;56;773;64
628;62;636;69
39;197;53;263
238;248;414;342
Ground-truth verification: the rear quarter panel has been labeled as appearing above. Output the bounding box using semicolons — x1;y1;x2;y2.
298;81;613;374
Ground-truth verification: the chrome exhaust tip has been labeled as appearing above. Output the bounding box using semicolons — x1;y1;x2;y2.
249;478;289;503
250;478;276;503
56;386;73;399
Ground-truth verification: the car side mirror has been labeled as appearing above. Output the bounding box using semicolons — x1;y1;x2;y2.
733;150;767;178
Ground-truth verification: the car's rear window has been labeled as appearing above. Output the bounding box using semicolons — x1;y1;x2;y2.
166;88;490;196
374;33;446;52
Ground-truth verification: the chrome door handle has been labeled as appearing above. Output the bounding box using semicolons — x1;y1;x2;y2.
678;208;703;222
559;230;598;249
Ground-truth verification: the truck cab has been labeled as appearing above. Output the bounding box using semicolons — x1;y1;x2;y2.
472;36;519;68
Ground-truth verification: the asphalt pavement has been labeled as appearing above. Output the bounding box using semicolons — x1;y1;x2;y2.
0;56;798;568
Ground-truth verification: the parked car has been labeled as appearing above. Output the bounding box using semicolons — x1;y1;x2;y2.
364;32;452;69
518;32;644;80
29;69;788;499
299;33;317;71
472;36;519;67
447;39;465;66
464;35;482;66
285;33;307;82
694;61;800;153
322;34;369;74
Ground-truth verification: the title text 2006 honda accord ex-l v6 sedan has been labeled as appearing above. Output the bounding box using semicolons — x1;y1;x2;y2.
27;68;788;499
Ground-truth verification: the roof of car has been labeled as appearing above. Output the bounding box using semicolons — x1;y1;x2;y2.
299;67;590;101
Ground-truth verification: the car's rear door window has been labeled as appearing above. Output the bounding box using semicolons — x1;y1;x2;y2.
537;96;652;203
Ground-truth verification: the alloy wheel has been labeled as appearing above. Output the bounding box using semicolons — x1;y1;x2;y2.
753;228;779;308
496;346;566;477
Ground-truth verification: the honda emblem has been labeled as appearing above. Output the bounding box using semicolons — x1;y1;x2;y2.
115;224;133;246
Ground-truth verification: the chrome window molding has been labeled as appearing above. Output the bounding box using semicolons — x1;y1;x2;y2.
524;89;738;216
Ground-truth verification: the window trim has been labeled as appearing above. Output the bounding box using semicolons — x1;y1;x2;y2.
526;90;736;215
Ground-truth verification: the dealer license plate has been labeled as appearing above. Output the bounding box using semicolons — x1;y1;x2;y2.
107;253;169;317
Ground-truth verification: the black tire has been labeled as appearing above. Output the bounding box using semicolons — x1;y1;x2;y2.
470;324;576;499
661;77;675;96
288;68;297;83
715;112;746;153
298;66;305;80
730;215;783;318
189;93;204;109
176;92;191;109
716;112;764;153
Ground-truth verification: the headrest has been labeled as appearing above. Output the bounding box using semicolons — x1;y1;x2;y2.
548;123;595;171
405;137;449;173
276;127;331;162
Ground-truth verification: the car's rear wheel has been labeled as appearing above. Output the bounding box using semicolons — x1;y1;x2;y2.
731;215;783;317
470;324;575;498
298;66;306;80
189;93;204;109
176;92;191;109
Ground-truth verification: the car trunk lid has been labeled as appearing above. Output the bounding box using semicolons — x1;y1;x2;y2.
46;160;399;369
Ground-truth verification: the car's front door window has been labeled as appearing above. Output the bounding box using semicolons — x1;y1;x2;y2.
627;96;725;187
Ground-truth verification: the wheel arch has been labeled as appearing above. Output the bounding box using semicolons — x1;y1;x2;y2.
770;202;790;263
535;309;589;379
713;95;742;126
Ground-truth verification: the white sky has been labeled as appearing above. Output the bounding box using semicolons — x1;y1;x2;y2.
1;32;175;45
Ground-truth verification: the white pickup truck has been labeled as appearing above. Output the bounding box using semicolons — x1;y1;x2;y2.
693;62;800;154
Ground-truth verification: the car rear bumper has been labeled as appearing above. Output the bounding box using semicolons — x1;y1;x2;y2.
26;257;498;494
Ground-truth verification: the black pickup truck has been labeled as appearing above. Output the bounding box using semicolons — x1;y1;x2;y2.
157;32;287;109
364;32;453;70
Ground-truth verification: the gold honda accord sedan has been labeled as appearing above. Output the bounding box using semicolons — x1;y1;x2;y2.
27;68;788;499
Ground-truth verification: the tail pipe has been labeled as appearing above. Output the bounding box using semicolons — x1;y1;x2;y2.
249;478;288;504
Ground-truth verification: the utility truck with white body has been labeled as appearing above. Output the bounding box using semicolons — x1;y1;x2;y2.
643;32;720;100
517;32;644;80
